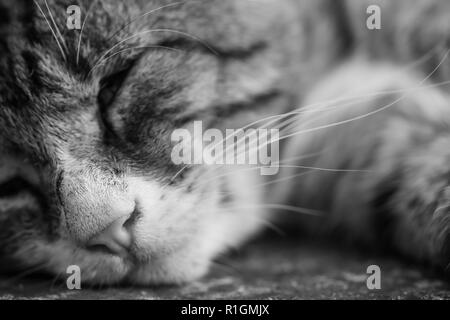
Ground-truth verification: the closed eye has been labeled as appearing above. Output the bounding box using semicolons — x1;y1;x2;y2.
0;177;44;214
0;176;44;203
98;68;130;109
0;177;35;197
97;66;135;137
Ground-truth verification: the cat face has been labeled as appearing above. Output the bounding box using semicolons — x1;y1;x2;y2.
0;0;300;284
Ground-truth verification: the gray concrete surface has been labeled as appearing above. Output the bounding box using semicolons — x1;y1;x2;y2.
0;237;449;299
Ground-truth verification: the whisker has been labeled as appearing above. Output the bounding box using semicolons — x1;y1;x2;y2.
419;48;450;85
213;171;314;196
210;91;406;165
250;170;314;190
258;218;286;236
211;259;239;274
273;49;450;145
91;28;218;77
44;0;67;52
167;76;450;187
193;203;322;221
213;102;353;164
220;203;324;217
400;43;443;71
167;93;395;184
107;1;187;41
264;97;404;153
33;0;67;61
166;50;450;186
167;98;367;185
218;77;450;169
271;150;328;165
195;165;368;190
76;0;100;65
88;45;181;75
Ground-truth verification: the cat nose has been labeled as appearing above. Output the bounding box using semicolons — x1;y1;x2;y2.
86;215;133;256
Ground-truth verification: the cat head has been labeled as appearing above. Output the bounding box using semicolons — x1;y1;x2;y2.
0;0;301;284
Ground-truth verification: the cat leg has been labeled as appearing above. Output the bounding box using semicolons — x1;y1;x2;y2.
385;134;450;267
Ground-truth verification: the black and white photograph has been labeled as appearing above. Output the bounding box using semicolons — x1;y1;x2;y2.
0;0;449;304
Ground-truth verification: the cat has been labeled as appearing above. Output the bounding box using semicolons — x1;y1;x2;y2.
0;0;449;286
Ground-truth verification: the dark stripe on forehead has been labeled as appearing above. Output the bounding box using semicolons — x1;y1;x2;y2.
175;90;284;126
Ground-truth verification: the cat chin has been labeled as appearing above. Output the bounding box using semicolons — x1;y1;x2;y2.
40;240;212;285
11;239;131;285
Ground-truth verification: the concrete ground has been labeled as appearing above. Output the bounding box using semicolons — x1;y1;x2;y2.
0;236;449;300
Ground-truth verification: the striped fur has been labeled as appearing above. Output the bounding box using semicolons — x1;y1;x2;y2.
0;0;449;284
